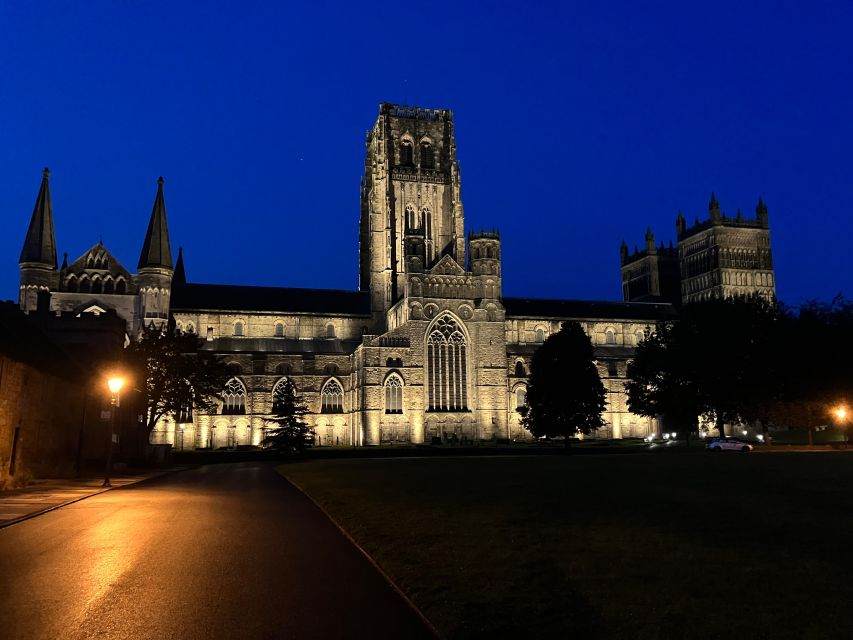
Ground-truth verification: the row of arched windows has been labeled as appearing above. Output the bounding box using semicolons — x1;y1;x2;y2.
404;204;432;233
399;139;434;169
232;321;337;338
65;275;127;294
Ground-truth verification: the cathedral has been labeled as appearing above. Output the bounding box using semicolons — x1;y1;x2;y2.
18;103;774;449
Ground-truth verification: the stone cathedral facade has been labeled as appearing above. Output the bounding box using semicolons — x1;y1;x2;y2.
21;102;735;450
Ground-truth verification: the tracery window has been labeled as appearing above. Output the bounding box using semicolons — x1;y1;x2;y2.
427;315;468;411
221;378;246;415
384;374;403;414
420;141;434;169
405;203;418;230
400;139;413;166
272;377;291;413
321;379;344;413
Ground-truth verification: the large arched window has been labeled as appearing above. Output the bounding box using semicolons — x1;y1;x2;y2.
420;141;434;169
321;379;344;413
400;139;413;166
384;374;403;414
221;378;246;415
115;278;126;295
271;377;292;413
516;386;527;409
427;315;468;411
405;203;418;230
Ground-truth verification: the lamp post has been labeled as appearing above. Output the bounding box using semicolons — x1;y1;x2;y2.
833;405;849;445
104;376;125;488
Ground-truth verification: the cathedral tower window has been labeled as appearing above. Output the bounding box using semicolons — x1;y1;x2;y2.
420;141;434;169
516;386;527;409
234;321;244;336
514;361;526;377
384;374;403;414
221;378;247;415
400;139;413;166
605;329;616;345
274;322;284;337
326;324;336;338
426;314;469;412
405;203;417;230
321;379;344;413
534;328;545;343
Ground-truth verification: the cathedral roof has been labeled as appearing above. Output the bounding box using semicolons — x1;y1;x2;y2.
19;168;57;267
138;177;173;270
503;297;677;321
171;283;372;316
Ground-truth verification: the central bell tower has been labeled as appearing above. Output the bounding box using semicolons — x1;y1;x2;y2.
359;103;465;319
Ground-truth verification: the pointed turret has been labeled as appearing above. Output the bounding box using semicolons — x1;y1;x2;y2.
645;227;656;253
173;246;186;286
619;239;629;264
709;192;721;223
19;168;57;267
138;176;173;270
675;209;686;239
756;197;769;227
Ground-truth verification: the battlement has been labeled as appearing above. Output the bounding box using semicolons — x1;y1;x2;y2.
469;230;501;241
379;102;451;121
678;214;768;241
621;243;678;267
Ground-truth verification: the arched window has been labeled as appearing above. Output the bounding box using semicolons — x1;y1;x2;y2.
400;139;413;166
103;278;114;294
405;203;417;230
65;275;77;292
221;378;246;415
534;328;545;343
79;277;90;293
321;379;344;413
605;329;616;345
514;361;526;377
326;324;336;338
115;279;126;295
271;377;291;413
274;322;284;337
427;315;468;411
516;386;527;409
384;374;403;414
186;323;195;334
234;321;244;336
422;206;432;237
91;277;102;294
420;141;434;169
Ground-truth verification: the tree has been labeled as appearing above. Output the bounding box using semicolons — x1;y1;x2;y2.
625;322;702;442
125;324;229;437
262;379;313;452
520;321;606;447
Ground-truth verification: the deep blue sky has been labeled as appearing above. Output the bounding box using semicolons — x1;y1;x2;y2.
2;1;851;305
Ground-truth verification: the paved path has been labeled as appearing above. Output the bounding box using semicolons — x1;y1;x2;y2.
0;472;177;527
0;462;435;640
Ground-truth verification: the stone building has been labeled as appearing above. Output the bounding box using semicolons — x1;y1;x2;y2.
621;193;776;305
19;103;678;449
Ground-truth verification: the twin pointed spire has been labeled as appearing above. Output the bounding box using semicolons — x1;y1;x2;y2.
19;168;57;267
138;176;173;271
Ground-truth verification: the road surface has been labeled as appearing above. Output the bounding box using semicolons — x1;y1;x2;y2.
0;462;435;639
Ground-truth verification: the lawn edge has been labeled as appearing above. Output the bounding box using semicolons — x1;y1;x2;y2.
277;464;443;640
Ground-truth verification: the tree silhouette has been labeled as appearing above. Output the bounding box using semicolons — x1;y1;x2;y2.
520;321;606;446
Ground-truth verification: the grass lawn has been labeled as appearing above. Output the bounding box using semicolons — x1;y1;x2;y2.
282;452;853;639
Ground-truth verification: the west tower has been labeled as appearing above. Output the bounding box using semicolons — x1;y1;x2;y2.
359;103;465;321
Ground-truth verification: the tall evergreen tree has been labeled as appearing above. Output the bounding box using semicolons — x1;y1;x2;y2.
262;379;313;452
520;321;606;446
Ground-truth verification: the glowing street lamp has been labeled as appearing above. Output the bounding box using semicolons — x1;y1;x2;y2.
103;375;125;488
834;406;847;422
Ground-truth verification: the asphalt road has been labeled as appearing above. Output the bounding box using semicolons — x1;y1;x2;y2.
0;462;435;640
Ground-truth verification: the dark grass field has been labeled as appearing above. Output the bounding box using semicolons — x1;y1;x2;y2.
282;451;853;639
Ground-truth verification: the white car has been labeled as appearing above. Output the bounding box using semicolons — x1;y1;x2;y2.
706;437;753;452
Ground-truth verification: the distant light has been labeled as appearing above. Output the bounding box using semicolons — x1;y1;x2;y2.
742;429;748;436
671;432;677;439
834;406;848;421
757;434;765;442
663;433;669;440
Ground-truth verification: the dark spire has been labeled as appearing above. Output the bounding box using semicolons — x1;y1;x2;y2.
709;192;721;222
19;168;58;267
619;239;629;264
675;209;686;238
173;246;186;285
138;176;173;270
645;227;656;253
60;252;68;270
756;197;769;227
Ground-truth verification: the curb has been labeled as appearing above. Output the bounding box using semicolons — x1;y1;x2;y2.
0;467;185;531
282;472;442;639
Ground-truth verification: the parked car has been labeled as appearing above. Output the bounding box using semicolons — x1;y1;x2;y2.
706;437;753;452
